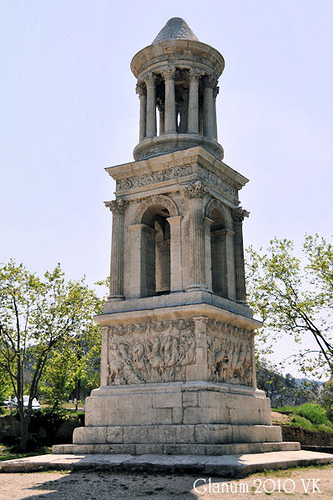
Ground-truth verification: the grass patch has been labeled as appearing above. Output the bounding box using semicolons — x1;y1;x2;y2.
0;442;51;461
274;404;333;433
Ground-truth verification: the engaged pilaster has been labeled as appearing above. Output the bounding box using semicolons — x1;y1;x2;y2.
185;181;208;291
105;199;128;300
168;215;183;292
136;81;147;141
231;207;249;303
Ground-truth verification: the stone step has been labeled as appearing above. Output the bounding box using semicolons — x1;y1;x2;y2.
73;423;282;446
2;449;333;476
52;440;300;456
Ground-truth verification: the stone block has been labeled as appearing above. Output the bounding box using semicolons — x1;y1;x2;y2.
73;426;107;444
172;407;183;423
153;392;182;408
195;424;231;444
158;425;178;443
123;425;157;444
182;391;199;407
135;443;163;454
183;406;208;424
155;408;173;424
106;426;124;444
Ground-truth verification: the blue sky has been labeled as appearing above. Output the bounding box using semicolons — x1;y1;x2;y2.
1;1;333;374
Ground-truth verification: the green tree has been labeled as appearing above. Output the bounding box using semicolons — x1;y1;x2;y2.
246;235;333;379
0;260;102;449
41;322;101;410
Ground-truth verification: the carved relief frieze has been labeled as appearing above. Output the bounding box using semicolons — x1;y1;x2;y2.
197;166;238;198
206;320;254;387
116;164;193;191
106;319;195;385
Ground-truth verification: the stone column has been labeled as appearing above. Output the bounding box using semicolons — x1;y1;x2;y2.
105;199;128;300
185;182;207;291
145;74;156;137
158;104;165;135
203;74;217;139
136;81;146;142
213;86;219;140
163;68;176;133
188;69;201;134
168;215;183;292
232;207;249;303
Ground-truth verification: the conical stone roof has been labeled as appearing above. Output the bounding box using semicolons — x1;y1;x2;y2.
152;17;199;45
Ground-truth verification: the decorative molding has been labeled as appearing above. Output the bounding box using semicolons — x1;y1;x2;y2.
117;164;193;191
134;194;179;224
106;319;196;385
197;166;238;198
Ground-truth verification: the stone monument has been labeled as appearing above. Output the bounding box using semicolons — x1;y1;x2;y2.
55;18;299;455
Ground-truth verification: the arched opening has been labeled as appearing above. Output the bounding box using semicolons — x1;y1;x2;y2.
210;208;227;297
140;205;171;297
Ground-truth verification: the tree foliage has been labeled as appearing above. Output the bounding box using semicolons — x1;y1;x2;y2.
246;235;333;378
0;260;103;449
256;358;320;407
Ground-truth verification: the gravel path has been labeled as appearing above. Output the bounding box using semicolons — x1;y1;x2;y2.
0;464;332;500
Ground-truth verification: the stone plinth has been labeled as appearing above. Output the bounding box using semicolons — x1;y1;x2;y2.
56;296;286;454
70;382;281;454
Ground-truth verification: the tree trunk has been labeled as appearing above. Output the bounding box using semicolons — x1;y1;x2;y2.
19;413;31;451
75;378;81;410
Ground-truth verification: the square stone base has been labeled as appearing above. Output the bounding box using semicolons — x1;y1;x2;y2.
64;382;283;454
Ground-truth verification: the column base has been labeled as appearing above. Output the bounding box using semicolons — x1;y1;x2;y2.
187;284;208;291
107;295;125;301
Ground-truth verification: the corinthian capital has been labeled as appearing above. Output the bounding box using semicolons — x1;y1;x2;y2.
136;81;146;96
189;68;204;80
184;181;207;199
204;74;218;89
231;207;250;222
161;67;176;80
105;199;129;214
145;73;158;87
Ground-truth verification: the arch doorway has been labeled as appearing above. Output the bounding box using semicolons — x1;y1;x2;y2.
140;205;171;297
210;207;228;297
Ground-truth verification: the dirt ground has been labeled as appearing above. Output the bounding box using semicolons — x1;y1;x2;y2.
0;464;332;500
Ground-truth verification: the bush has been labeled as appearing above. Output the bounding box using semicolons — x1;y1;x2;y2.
290;415;316;432
28;408;84;445
297;404;333;429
